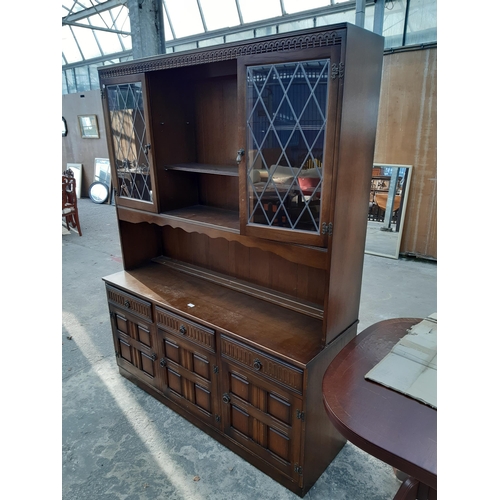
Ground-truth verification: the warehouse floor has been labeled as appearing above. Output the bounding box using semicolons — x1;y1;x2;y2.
62;198;437;500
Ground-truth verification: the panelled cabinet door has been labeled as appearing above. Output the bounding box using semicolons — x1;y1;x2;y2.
101;74;159;212
155;306;221;429
109;304;159;386
238;46;342;247
220;360;304;485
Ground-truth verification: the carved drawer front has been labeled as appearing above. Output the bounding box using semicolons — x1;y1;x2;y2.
106;285;152;321
155;306;215;353
220;335;303;395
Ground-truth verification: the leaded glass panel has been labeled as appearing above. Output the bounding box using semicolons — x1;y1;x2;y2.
246;60;329;232
106;82;153;202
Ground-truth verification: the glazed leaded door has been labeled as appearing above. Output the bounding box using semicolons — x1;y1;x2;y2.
239;49;340;247
102;74;159;212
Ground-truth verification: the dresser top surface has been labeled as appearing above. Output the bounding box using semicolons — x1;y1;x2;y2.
103;263;326;366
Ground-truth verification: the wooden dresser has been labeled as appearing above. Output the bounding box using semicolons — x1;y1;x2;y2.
99;22;383;497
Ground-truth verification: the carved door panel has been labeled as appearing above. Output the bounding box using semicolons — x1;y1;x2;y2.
108;303;159;387
220;360;304;485
155;307;221;428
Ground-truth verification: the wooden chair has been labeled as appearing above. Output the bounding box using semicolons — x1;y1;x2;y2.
62;169;82;236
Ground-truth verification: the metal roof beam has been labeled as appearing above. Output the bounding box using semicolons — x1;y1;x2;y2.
63;0;128;24
63;20;131;35
62;49;133;70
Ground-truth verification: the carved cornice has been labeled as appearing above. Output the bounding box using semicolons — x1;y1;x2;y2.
99;28;343;79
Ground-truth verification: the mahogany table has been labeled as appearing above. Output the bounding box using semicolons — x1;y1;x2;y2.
322;318;437;500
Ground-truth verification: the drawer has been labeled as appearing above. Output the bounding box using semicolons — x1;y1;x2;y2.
106;285;152;321
220;335;303;395
155;306;215;353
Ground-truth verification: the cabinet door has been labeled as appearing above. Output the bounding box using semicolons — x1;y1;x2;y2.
238;47;341;247
156;328;221;428
101;74;159;212
154;304;221;428
220;360;304;485
109;304;159;387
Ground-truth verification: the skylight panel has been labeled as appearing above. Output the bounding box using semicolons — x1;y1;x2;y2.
71;20;102;59
110;5;130;34
237;0;283;24
283;0;330;15
164;0;205;38
87;11;127;54
198;0;241;31
62;25;83;63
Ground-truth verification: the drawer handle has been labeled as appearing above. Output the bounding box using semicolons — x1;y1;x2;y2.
179;325;187;335
253;359;262;371
124;300;131;308
222;393;231;404
151;353;157;361
160;358;167;368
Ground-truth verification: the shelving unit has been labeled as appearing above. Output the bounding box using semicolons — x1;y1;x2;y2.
99;22;383;497
165;163;239;176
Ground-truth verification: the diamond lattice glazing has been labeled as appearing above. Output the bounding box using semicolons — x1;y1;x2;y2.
106;82;153;202
246;59;329;232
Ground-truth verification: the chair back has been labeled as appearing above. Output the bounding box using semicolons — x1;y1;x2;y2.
62;169;82;235
63;170;77;209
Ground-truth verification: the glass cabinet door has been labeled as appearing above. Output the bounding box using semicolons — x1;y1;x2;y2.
102;75;158;212
241;52;339;247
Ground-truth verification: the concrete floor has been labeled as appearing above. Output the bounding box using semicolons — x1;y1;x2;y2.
62;198;437;500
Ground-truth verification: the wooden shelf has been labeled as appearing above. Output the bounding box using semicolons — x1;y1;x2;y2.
117;205;239;233
165;163;239;176
162;205;240;231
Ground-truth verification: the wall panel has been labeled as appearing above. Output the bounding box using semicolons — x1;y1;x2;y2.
374;47;437;259
62;90;109;197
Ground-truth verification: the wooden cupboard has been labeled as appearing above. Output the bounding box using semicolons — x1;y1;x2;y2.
99;22;383;496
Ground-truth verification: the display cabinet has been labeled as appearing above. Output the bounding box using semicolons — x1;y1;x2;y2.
100;23;383;497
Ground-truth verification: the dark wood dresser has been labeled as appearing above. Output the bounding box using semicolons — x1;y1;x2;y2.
99;22;383;497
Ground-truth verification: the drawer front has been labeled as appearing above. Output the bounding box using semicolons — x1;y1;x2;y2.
155;306;215;353
220;335;303;395
106;285;152;321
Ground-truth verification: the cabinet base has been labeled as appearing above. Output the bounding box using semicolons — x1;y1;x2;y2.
117;366;313;496
118;364;346;497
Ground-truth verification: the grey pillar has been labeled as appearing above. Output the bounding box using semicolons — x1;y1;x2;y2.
355;0;366;28
373;0;385;35
381;168;400;231
128;0;165;60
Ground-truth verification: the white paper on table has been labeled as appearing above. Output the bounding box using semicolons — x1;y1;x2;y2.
364;314;437;409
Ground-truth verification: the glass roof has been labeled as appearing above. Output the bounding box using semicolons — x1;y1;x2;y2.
62;0;436;94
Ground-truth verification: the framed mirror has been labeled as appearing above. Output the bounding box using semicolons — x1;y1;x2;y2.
78;114;99;138
88;181;109;204
365;164;412;259
92;158;112;204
